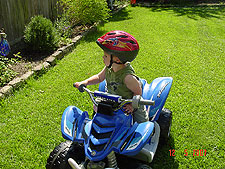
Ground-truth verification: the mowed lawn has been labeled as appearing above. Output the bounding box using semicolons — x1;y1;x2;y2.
0;6;224;169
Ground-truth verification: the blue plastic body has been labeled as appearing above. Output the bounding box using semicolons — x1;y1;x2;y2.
61;77;173;161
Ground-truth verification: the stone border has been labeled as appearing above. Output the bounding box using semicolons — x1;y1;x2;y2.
0;5;128;100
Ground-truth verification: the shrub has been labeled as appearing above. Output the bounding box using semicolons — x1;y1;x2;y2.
24;15;59;52
59;0;110;25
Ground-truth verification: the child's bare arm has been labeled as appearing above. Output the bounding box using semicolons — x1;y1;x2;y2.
74;67;106;88
124;75;142;96
123;75;142;113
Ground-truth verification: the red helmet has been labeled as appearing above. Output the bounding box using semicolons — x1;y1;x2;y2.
96;30;139;63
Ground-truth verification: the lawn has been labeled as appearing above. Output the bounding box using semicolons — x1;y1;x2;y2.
0;5;224;169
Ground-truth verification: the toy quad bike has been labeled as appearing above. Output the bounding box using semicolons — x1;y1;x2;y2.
46;77;173;169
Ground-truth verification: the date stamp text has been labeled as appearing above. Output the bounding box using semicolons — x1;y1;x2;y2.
169;149;207;157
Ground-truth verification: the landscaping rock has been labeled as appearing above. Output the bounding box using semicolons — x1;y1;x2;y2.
0;85;13;96
20;71;34;80
33;64;44;72
58;44;73;55
71;35;82;44
8;77;23;87
46;56;57;66
52;50;64;60
43;62;51;69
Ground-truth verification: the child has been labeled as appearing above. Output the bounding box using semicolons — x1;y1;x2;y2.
74;30;148;123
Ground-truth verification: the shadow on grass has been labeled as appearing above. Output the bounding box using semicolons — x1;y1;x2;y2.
82;8;132;43
116;134;178;169
136;4;225;20
151;134;179;169
109;8;132;22
149;5;225;20
82;29;108;43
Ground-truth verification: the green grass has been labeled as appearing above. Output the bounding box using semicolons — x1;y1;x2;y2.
0;5;224;169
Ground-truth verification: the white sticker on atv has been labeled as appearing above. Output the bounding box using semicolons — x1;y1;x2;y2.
126;129;149;151
64;117;72;137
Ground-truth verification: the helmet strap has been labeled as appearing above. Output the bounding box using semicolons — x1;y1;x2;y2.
107;54;123;68
107;54;113;68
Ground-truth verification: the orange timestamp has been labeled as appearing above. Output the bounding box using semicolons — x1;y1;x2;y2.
169;149;207;156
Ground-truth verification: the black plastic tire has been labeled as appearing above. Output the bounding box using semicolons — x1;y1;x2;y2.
157;108;172;144
46;141;85;169
136;163;152;169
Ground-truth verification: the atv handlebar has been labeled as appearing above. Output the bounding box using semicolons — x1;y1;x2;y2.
74;84;155;108
78;84;86;92
132;95;155;108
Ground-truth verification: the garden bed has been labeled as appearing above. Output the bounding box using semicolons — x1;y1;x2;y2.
0;3;127;94
9;24;93;78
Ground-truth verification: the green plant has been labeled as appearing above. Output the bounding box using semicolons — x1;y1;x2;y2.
54;16;73;38
24;15;59;52
59;0;110;25
54;16;73;46
0;53;21;87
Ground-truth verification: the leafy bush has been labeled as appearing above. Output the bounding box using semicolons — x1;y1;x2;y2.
24;15;59;52
59;0;110;25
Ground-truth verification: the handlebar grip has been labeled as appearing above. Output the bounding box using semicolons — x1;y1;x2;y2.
132;95;155;108
139;99;155;106
78;84;86;92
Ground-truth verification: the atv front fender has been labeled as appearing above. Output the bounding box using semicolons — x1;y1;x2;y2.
119;121;154;156
61;106;90;143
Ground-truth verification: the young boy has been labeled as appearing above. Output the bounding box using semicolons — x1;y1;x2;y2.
74;30;148;123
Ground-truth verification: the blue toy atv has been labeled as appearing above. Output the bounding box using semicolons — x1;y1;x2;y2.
46;77;173;169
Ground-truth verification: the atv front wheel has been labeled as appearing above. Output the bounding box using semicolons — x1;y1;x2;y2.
136;163;152;169
157;108;172;144
46;141;85;169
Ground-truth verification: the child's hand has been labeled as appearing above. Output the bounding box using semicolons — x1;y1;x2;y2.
123;103;134;114
73;81;87;88
73;82;81;88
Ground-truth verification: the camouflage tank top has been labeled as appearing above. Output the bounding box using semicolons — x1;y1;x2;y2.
105;63;136;99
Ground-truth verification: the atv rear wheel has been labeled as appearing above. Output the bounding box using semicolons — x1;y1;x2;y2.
46;141;85;169
157;108;172;144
